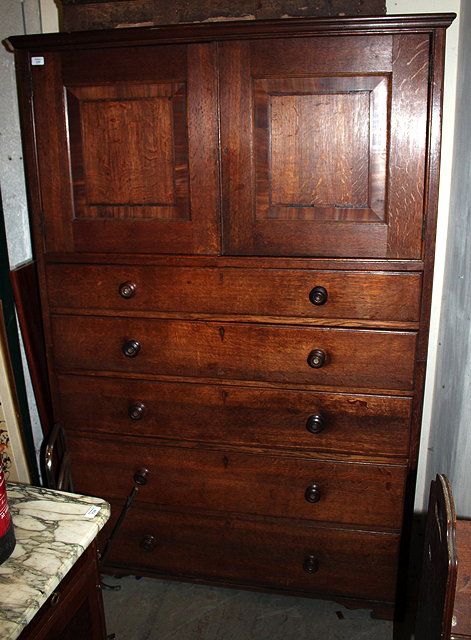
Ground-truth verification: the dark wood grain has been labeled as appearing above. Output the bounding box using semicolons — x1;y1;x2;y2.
30;53;74;253
255;75;386;222
56;0;386;32
220;37;393;257
50;316;417;391
415;475;458;640
8;14;454;616
30;43;220;255
387;34;430;259
99;502;399;602
43;253;426;271
7;15;455;53
68;434;406;528
45;264;422;323
68;83;190;220
56;375;412;458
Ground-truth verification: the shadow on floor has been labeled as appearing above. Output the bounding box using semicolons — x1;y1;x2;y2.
102;576;394;640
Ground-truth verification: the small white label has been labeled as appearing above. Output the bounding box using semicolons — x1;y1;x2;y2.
84;506;101;519
31;56;45;66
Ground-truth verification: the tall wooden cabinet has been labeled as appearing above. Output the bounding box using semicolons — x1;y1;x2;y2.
9;14;454;617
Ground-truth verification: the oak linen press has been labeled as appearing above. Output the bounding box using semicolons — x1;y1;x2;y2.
8;13;454;619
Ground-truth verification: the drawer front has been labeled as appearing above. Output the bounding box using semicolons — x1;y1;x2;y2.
58;375;411;457
68;436;406;528
52;316;417;391
46;264;422;322
102;503;400;602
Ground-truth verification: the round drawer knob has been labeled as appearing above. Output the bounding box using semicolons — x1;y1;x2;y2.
118;281;137;299
128;402;145;421
122;339;141;358
309;286;328;306
139;534;157;552
307;349;326;369
303;553;319;574
133;467;149;486
305;484;321;504
306;414;325;434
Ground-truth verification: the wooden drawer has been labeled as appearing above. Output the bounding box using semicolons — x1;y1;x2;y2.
102;503;400;602
46;263;422;323
58;375;411;458
68;436;406;528
51;316;417;391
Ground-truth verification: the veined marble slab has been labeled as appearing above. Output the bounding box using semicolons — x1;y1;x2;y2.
0;482;110;640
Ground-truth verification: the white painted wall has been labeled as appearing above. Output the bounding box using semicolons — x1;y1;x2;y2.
425;0;471;518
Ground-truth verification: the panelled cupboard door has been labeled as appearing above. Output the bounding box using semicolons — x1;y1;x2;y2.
220;35;430;258
30;43;220;255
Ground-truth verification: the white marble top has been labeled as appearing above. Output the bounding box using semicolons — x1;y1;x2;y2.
0;482;110;640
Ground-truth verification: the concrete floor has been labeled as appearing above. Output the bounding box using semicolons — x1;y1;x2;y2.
102;576;393;640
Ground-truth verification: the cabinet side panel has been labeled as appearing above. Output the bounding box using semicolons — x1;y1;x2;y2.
387;34;430;259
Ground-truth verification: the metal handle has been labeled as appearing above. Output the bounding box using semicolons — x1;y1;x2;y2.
128;402;145;421
118;281;137;299
50;591;61;607
303;553;319;574
122;339;141;358
306;414;325;434
133;467;149;486
139;534;157;552
307;349;326;369
305;484;321;504
309;286;328;306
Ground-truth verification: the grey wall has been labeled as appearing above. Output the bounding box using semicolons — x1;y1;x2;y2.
426;0;471;518
0;0;47;268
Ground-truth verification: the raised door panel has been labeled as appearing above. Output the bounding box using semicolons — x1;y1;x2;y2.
220;34;430;258
30;44;219;254
67;83;190;222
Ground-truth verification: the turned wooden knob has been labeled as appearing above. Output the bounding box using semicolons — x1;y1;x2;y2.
133;467;149;486
309;286;328;306
303;553;319;574
307;349;326;369
118;281;137;299
306;414;325;434
128;402;145;421
305;484;321;504
122;339;141;358
139;534;157;552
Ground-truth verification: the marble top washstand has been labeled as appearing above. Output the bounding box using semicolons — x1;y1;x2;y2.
0;483;110;640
